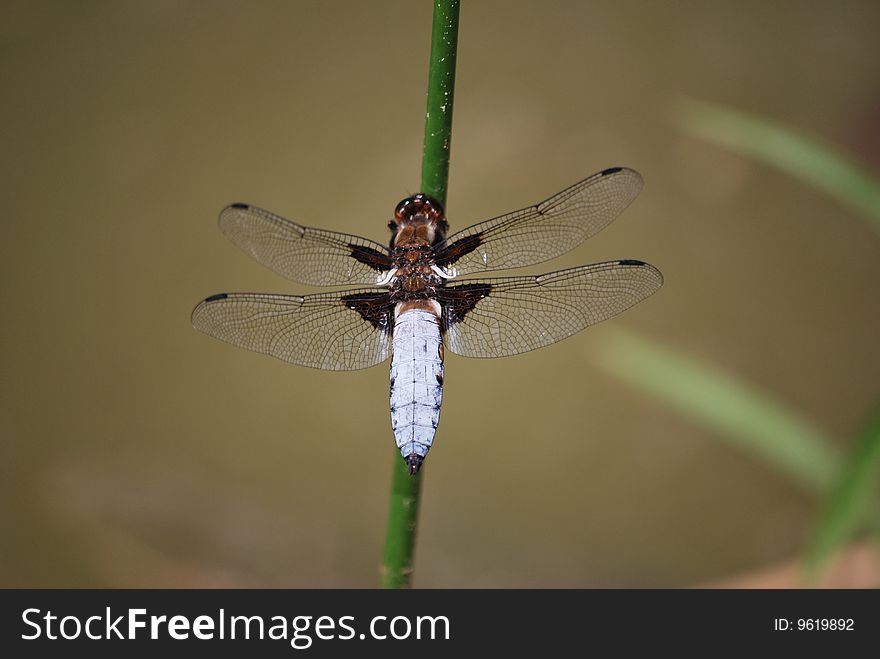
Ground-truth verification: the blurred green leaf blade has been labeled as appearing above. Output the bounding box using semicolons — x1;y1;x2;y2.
675;97;880;232
592;329;839;493
804;404;880;579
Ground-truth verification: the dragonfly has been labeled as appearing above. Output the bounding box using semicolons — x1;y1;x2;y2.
192;167;663;474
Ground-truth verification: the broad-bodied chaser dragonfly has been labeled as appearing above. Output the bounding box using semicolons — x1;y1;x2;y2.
192;167;663;474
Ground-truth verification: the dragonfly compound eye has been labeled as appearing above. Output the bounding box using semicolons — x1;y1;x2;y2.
394;194;446;222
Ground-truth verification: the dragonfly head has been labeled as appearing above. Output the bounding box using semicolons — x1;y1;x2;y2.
390;194;448;247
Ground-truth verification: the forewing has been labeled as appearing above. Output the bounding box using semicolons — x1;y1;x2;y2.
437;260;663;358
191;289;393;371
434;167;643;275
219;203;393;286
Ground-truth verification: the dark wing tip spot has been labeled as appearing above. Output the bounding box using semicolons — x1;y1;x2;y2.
229;202;249;210
203;293;229;302
618;259;646;266
601;166;624;176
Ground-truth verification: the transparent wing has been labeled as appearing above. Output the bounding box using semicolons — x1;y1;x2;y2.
218;203;393;287
436;260;663;358
434;167;643;276
191;289;393;371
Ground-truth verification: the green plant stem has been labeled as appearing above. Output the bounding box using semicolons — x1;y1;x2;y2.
381;0;460;590
380;457;424;589
420;0;460;205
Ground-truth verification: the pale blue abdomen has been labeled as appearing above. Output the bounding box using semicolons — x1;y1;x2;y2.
390;307;444;472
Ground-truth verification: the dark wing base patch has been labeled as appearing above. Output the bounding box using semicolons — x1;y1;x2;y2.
437;282;492;331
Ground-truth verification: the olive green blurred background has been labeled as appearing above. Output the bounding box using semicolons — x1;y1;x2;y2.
2;1;879;587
